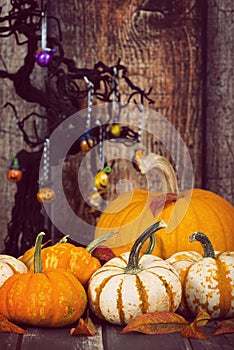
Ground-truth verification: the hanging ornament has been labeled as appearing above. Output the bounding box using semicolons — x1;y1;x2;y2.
37;138;55;203
110;117;121;137
37;186;56;203
80;76;95;151
94;165;112;191
80;132;94;152
7;157;24;183
6;105;24;183
34;9;56;67
110;67;121;137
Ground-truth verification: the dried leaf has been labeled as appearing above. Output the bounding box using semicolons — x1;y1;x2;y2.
120;311;189;335
194;309;211;327
181;322;208;340
92;246;115;265
0;313;28;334
181;309;210;340
70;317;98;336
214;318;234;335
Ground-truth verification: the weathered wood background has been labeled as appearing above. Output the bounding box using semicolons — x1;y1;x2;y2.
0;0;233;252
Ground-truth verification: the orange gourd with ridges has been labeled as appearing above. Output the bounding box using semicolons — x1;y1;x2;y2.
95;156;234;259
0;233;87;327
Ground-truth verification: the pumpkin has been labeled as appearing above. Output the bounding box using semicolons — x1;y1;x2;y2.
0;255;28;287
167;232;234;319
88;221;182;325
7;157;23;182
20;231;117;285
37;187;56;203
95;155;234;259
0;232;87;328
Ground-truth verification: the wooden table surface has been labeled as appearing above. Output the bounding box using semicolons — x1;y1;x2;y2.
1;319;234;350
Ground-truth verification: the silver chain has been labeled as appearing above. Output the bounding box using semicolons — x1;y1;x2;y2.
42;138;50;185
84;76;94;130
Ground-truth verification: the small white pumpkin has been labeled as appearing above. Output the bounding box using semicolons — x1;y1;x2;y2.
167;232;234;319
0;254;28;287
88;221;182;325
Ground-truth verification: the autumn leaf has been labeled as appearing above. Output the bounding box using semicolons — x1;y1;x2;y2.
193;309;211;327
120;311;189;335
0;313;28;334
214;318;234;335
70;316;98;336
181;309;210;340
91;246;115;265
181;321;208;340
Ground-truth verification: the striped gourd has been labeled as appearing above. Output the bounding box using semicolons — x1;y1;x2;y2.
88;221;182;325
167;232;234;319
0;255;28;287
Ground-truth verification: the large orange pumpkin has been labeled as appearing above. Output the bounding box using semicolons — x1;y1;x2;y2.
95;156;234;259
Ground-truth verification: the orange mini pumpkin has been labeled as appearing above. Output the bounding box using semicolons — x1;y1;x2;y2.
95;156;234;259
0;233;87;328
7;157;23;182
20;232;117;285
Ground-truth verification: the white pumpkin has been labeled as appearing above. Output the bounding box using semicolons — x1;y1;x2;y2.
167;231;234;319
88;221;182;325
0;254;28;287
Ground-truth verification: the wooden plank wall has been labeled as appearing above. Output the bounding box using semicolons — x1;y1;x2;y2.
0;0;233;252
205;0;234;203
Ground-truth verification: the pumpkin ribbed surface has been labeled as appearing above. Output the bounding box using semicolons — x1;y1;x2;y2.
168;250;234;319
88;252;182;325
29;243;101;285
0;233;87;328
95;188;234;259
0;268;87;327
167;232;234;319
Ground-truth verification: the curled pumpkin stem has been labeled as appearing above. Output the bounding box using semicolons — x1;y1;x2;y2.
86;231;118;253
144;234;156;255
59;235;70;243
189;232;216;259
125;220;167;273
137;153;179;194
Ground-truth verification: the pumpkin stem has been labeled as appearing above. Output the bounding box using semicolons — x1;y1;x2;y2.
137;153;179;194
34;232;46;273
144;234;156;255
86;231;118;253
59;235;70;243
125;220;167;273
189;232;216;259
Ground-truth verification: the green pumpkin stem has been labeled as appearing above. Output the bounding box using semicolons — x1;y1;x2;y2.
86;231;118;253
144;234;156;255
59;235;70;243
189;232;216;259
125;220;167;273
34;232;46;273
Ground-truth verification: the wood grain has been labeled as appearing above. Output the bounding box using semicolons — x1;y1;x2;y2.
0;0;232;253
206;0;234;204
0;321;234;350
53;0;204;224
